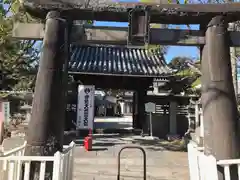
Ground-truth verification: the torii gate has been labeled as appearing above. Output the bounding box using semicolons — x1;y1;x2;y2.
15;1;240;178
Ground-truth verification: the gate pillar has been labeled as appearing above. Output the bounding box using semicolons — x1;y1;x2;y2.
26;11;68;155
202;15;240;178
132;91;138;129
135;90;147;131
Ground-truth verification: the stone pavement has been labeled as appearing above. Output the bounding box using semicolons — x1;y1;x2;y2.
1;136;25;151
73;136;189;180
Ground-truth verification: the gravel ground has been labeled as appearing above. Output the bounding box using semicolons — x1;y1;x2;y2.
73;136;189;180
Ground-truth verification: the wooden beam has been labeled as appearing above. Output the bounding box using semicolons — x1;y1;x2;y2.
149;28;205;46
21;1;240;23
75;74;151;90
83;27;128;45
12;23;240;47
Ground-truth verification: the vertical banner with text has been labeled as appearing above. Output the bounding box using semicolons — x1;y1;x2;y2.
76;85;95;130
0;101;10;124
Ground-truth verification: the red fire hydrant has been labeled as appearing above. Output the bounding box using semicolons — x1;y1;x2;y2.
84;129;93;151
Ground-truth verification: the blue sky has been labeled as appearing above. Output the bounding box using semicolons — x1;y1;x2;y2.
94;0;200;63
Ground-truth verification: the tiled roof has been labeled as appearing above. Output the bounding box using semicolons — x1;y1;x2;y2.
69;45;172;77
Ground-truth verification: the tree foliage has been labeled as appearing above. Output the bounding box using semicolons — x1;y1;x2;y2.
0;0;40;91
168;56;191;70
165;56;201;94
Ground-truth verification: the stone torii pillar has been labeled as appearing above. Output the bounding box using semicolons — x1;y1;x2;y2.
25;11;68;157
201;16;240;179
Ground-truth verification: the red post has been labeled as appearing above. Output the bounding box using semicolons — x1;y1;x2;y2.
84;129;93;151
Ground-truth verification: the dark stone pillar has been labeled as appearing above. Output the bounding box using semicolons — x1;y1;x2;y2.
202;15;240;179
26;11;67;156
137;90;147;132
132;91;136;128
132;91;139;129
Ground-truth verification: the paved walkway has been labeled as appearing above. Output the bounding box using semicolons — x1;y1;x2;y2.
73;136;189;180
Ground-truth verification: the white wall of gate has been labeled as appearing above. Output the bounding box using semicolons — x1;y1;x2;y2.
188;141;240;180
0;141;75;180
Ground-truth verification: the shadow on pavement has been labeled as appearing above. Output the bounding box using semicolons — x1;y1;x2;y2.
89;147;108;151
63;130;187;152
131;138;187;152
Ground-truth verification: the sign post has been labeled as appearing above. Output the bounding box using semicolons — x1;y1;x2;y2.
145;102;156;138
1;101;10;125
0;101;3;143
77;85;95;130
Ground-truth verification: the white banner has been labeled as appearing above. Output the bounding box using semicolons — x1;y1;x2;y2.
76;85;95;130
0;101;10;124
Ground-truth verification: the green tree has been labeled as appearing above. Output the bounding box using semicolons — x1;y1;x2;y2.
168;56;190;70
166;56;201;94
0;0;40;92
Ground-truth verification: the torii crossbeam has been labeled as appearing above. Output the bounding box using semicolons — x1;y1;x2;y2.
21;1;240;23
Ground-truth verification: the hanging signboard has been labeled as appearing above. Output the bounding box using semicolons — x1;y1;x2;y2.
145;102;156;113
145;102;156;137
76;85;95;130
